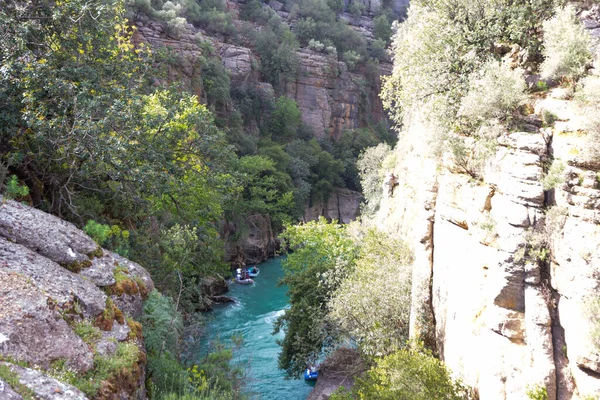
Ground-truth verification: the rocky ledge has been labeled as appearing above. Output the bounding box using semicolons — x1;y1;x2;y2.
0;197;154;400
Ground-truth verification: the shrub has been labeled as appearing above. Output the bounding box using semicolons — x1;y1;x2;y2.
308;39;326;52
370;38;388;61
373;14;393;43
293;17;317;43
540;5;592;80
3;175;29;200
541;159;565;190
84;220;112;246
167;16;187;37
449;122;504;180
240;0;273;23
575;76;600;159
458;60;526;125
526;385;549;400
201;57;231;109
586;296;600;351
328;228;413;356
542;110;558;127
333;347;470;399
343;50;361;70
357;143;393;215
254;27;299;86
516;206;567;262
349;0;366;18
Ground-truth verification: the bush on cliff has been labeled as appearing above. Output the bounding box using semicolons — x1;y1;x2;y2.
328;228;413;356
357;143;393;215
330;347;470;400
575;76;600;160
540;5;592;81
382;0;558;129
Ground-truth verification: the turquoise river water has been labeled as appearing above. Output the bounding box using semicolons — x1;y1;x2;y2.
199;257;314;399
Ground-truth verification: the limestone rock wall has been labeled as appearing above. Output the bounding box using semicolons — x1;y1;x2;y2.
0;198;154;400
303;187;363;223
376;100;600;399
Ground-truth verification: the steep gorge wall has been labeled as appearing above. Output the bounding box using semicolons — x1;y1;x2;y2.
377;99;600;400
373;10;600;398
131;0;397;139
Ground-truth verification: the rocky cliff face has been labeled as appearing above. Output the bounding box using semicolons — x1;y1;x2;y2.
374;24;600;398
0;198;154;399
303;187;362;223
131;0;396;139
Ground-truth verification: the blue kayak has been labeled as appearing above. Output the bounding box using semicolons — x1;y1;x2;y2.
304;368;318;381
248;266;260;277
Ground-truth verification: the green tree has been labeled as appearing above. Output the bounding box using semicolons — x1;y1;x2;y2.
255;27;299;86
329;228;413;356
269;97;302;142
202;57;232;111
373;14;393;43
540;5;592;80
0;0;150;212
274;218;359;377
332;347;470;400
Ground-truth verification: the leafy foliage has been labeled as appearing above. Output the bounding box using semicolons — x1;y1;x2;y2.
382;0;558;129
274;218;360;377
540;5;592;80
141;290;245;398
332;347;470;400
3;175;29;200
357;143;393;215
328;228;413;356
575;76;600;160
254;25;300;86
458;60;526;125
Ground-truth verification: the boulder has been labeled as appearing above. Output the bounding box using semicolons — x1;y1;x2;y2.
0;238;107;318
0;270;94;372
0;199;154;397
303;188;362;223
0;197;98;266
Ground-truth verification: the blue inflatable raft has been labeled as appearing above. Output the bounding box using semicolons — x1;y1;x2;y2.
304;367;319;381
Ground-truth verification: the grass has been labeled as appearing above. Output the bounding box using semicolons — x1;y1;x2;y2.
49;342;141;397
73;320;103;346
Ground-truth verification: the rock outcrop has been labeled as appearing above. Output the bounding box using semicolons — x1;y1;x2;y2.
0;197;154;400
223;214;279;267
303;187;363;223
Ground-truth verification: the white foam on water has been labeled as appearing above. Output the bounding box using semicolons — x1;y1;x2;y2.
263;309;286;324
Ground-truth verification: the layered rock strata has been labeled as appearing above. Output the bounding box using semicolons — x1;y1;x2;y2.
131;0;393;139
375;95;600;399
